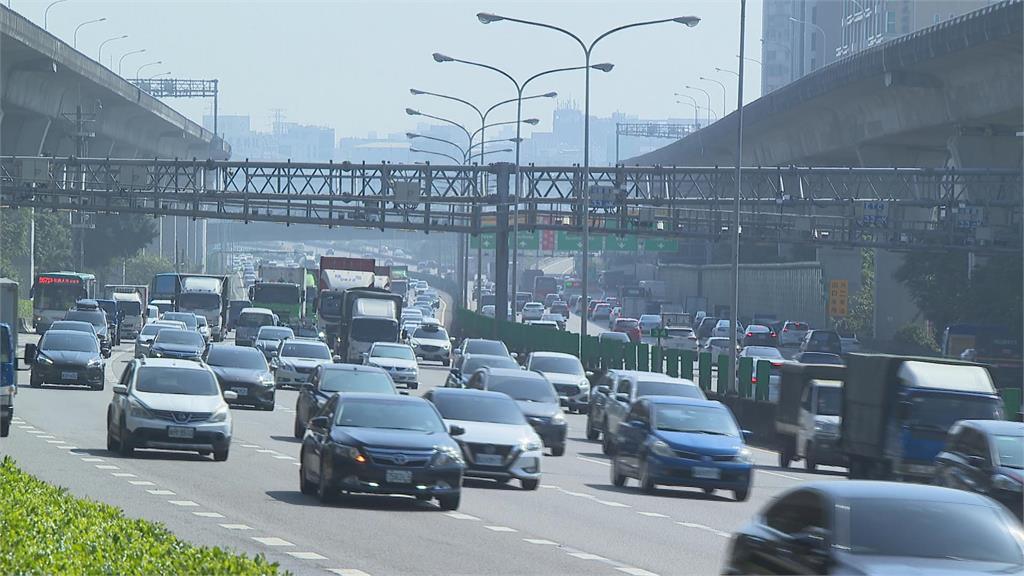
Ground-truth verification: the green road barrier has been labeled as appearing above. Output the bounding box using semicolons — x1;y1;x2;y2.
738;357;753;397
650;346;663;374
717;354;731;396
755;361;772;401
637;343;650;371
680;350;695;381
1001;388;1021;420
698;352;712;391
665;350;679;378
624;344;638;370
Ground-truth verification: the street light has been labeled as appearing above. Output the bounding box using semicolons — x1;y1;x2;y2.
674;93;700;127
729;0;750;395
135;60;162;78
97;34;127;63
43;0;69;30
406;132;467;159
789;17;828;68
147;71;171;80
405;108;472;147
699;76;728;118
72;16;105;49
477;12;699;340
469;148;513;161
409;147;462;165
117;48;146;76
686;85;714;125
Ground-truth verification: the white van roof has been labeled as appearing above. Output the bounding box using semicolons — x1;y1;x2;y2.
897;361;995;394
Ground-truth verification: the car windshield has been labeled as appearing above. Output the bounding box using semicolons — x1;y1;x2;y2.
787;322;809;330
907;394;1002;432
280;342;331;359
118;301;142;315
0;326;9;364
154;330;205;347
139;324;167;337
51;322;92;334
993;435;1023;469
135;367;220;396
530;356;584;376
816;387;841;416
637;381;704;399
466;340;509;357
65;310;105;328
616;320;639;329
40;332;98;353
745;347;783;359
488;377;558;403
811;331;839;343
413;326;448;340
237;312;275;328
433;393;526;425
163;314;197;329
258;327;293;340
178;292;221;310
800;353;843;365
601;332;630;342
462;356;519;373
350;317;399;342
320;370;396;394
372;345;415;360
206;346;268;370
335;399;445;433
666;328;693;336
842;498;1022;564
654;404;739;436
196;317;208;327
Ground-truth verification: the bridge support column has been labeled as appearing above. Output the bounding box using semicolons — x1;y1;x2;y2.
947;133;1022;170
492;163;512;335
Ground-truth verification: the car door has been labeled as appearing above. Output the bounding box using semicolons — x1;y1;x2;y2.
796;385;814;459
590;372;614;421
960;427;992;493
606;378;634;436
754;489;831;574
297;366;320;422
109;362;136;435
304;394;338;482
617;400;649;472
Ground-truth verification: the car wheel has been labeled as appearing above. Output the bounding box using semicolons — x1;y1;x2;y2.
601;426;616;456
299;453;317;496
409;382;419;390
804;444;817;472
551;445;566;457
703;487;715;496
293;416;305;439
118;419;134;457
213;446;230;462
733;487;750;502
317;459;336;504
0;419;8;438
30;372;42;388
442;359;450;367
639;459;656;494
778;443;792;468
437;493;460;511
520;478;540;491
586;416;600;441
610;457;627;487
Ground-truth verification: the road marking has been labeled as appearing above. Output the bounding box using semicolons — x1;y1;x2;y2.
146;489;175;495
219;524;252;530
576;455;610;467
273;455;294;460
17;425;34;429
523;538;560;546
484;525;517;532
293;462;301;466
328;570;371;576
168;500;199;507
598;500;631;508
675;521;730;538
759;469;803;481
256;449;278;454
252;537;294;547
81;457;104;462
95;465;119;470
637;512;669;518
193;512;225;518
46;440;65;444
444;512;479;521
568;552;606;561
26;430;45;434
287;552;328;560
37;435;55;439
111;473;137;477
616;567;659;576
129;481;156;486
56;445;78;450
241;444;261;448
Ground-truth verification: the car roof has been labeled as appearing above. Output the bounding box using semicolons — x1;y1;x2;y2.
795;480;1000;505
163;311;195;317
746;324;770;331
138;358;210;370
609;370;694;383
432;388;511;400
52;320;93;328
322;363;387;374
372;342;411;349
240;307;274;315
338;392;426;404
960;419;1024;435
42;329;94;338
485;367;545;380
530;351;578;360
642;395;722;408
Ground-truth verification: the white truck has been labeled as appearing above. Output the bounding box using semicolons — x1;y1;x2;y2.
340;289;403;363
177;275;228;342
111;291;145;339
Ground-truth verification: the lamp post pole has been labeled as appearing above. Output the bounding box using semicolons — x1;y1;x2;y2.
686;85;714;125
73;17;105;49
43;0;68;31
674;93;701;128
97;34;127;64
699;76;728;118
730;0;748;393
117;48;146;76
135;60;162;78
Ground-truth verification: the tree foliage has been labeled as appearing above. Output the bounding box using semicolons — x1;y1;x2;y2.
123;253;175;286
84;214;158;272
835;249;875;341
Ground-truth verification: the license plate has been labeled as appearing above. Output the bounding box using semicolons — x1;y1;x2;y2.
692;466;720;479
167;426;195;439
231;387;248;396
475;454;503;466
385;469;412;484
61;371;77;380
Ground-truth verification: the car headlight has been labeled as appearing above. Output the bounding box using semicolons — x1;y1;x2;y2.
258;373;275;386
430;447;464;467
650;439;676;458
36;354;54;366
128;398;153;418
87;358;103;368
814;422;824;431
578;379;590;391
520;438;542;451
552;412;566;425
734;447;754;464
333;444;365;462
209;405;230;423
993;473;1023;492
151;351;163;358
410;339;419;347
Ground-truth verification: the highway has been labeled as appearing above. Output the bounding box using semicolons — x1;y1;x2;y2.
3;326;844;576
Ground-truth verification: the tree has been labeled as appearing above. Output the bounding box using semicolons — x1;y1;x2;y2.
123;253;175;287
83;215;158;273
0;208;29;282
835;249;875;342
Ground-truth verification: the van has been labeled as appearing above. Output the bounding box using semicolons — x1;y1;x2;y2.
235;307;277;347
113;292;144;339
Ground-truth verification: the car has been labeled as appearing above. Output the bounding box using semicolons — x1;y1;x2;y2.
638;314;662;335
539;313;566;330
27;330;105;390
205;344;276;411
161;311;199;332
587;370;706;454
704;337;737;357
610;396;753;500
64;308;111;357
934;419;1024;520
549;301;569;319
414;304;435;319
226;299;252;332
660;326;699;351
739;346;786;401
778;320;810;346
401;309;424;324
293;364;397;438
467;367;567;456
591;303;612;321
792;351;844;365
299;393;465;509
515;292;531;311
527;320;559;330
48;320;98;340
521;302;545;322
612;318;641;343
445;353;520;388
409;323;452;365
273;339;333;389
840;332;862;354
133;322;182;358
526;351;590;414
106;358;234;460
608;306;622;329
254;326;295;360
800;329;842;355
543;293;560;308
695;316;719;340
95;299;123;346
723;481;1024;575
234;307;277;347
742;324;778;348
363;342;419;389
196;315;211;343
452;338;514;371
147;329;206;362
713;319;742;340
425;388;543;490
480;305;496;318
400;321;421;341
598;331;631;345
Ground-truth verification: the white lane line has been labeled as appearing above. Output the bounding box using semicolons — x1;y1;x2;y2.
637;512;669;518
255;449;278;454
26;430;46;434
95;465;119;470
129;481;156;486
484;525;517;532
576;455;610;467
568;552;606;561
287;552;328;560
328;570;371;576
17;425;34;429
81;457;104;462
45;440;65;444
146;489;175;496
759;469;803;481
272;455;294;460
444;512;479;521
219;524;252;530
37;435;55;439
616;567;659;576
56;445;78;450
168;500;199;507
293;462;301;466
523;538;560;546
111;473;137;477
193;512;225;518
675;521;730;538
252;537;294;547
241;444;261;448
598;500;631;508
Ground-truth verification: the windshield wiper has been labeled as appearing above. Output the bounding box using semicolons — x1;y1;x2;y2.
664;429;731;436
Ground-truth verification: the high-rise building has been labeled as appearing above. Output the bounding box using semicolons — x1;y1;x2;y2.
761;0;843;95
837;0;996;58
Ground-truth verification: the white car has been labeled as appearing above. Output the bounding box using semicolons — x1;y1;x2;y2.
779;321;810;346
196;315;211;343
106;358;235;461
526;351;590;413
426;388;543;490
410;323;452;365
273;339;333;389
705;337;737;357
521;302;545;322
401;309;424;324
480;305;496;318
364;342;420;389
660;326;699;351
713;319;740;339
638;314;662;335
739;346;786;401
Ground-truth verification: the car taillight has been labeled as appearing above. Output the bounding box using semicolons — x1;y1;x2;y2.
783;327;789;332
745;332;753;337
770;332;777;338
770;361;783;367
751;376;758;384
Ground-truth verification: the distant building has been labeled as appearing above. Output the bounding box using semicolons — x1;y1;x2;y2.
836;0;996;58
203;114;335;162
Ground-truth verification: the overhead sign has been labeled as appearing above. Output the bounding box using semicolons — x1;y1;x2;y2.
601;235;638;252
469;234;495;250
588;185;617;209
857;201;889;228
556;232;585;251
829;279;849;317
541;230;556;251
641;238;679;252
515;231;540;250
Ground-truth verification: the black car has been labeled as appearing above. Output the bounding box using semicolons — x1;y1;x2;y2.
724;481;1024;575
27;330;105;390
695;316;719;340
205;344;275;411
64;309;111;357
935;419;1024;520
148;329;206;361
741;324;778;348
299;393;465;510
468;367;567;456
294;364;397;438
452;338;514;370
792;352;844;365
800;330;842;355
227;299;252;331
96;299;122;346
255;326;294;361
445;353;520;388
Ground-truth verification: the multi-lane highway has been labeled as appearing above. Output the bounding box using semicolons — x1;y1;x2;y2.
3;323;845;576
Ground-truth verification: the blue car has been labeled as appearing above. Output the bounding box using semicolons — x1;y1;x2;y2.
610;396;754;501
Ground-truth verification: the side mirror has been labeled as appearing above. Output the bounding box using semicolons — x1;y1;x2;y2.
966;454;987;468
627;419;648;430
585;370;594;378
742;430;753;440
596;385;611;395
360;352;369;363
24;343;37;365
102;349;112;359
113;384;128;395
223;390;238;401
511;352;518;359
449;337;456;344
399;390;410;396
301;382;315;391
792;528;830;556
332;355;342;363
449;424;465;436
309;416;329;431
614;393;630;403
449;368;461;377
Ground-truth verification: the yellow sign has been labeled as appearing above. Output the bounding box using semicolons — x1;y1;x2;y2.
829;279;849;317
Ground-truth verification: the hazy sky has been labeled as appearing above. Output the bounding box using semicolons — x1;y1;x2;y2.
19;0;765;138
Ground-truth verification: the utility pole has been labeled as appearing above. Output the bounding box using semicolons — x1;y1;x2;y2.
64;105;97;271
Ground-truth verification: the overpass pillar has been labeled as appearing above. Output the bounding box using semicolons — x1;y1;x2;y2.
947;133;1023;170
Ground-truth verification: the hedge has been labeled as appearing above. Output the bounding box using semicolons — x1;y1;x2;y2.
0;456;282;575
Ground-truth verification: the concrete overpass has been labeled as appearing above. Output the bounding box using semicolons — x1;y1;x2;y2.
631;0;1022;170
0;4;228;159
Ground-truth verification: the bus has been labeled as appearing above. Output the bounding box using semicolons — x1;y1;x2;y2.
31;272;96;333
532;275;559;303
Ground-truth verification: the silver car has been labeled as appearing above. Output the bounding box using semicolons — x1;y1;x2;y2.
133;321;186;358
106;358;236;461
273;339;333;389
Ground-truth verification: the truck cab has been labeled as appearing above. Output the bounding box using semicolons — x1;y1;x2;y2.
112;292;144;339
796;379;844;470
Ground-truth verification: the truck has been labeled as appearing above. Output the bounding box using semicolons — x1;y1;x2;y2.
105;285;147;339
318;257;376;348
176;275;229;342
338;288;404;363
775;363;848;471
841;354;1004;482
374;266;392;292
520;269;544;293
253;265;306;328
389;265;409;303
1;278;18;437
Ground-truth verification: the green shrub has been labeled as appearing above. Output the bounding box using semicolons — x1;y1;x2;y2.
890;323;940;356
0;456;282;575
18;299;32;322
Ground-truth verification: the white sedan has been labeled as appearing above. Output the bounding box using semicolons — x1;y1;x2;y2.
364;342;420;389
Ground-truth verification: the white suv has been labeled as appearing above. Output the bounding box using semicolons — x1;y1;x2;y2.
106;358;236;461
521;302;545;322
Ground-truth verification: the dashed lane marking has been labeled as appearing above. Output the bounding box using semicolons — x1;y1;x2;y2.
168;500;199;507
484;525;517;532
675;521;730;538
568;552;606;561
146;489;175;496
95;465;119;470
576;455;610;467
111;473;137;477
45;440;65;444
328;570;372;576
637;512;669;518
37;435;55;439
273;455;294;460
293;462;301;466
759;469;804;481
81;457;103;462
219;524;253;530
616;567;659;576
241;444;261;448
56;445;78;450
523;538;560;546
193;512;225;518
287;552;328;560
444;512;479;521
129;480;156;486
255;449;279;454
252;537;294;547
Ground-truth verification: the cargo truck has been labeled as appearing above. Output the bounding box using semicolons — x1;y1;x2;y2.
841;354;1003;482
775;363;848;472
176;275;229;342
390;265;409;303
105;285;148;339
338;288;404;363
253;265;305;328
318;257;375;348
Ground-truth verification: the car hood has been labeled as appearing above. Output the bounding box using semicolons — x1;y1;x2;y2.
137;335;156;344
657;431;743;456
413;339;450;349
279;357;328;369
210;366;268;384
540;372;586;386
445;419;538;445
515;400;561;418
39;350;99;366
133;391;225;413
335;427;454;451
151;343;203;355
838;553;1021;575
256;340;282;349
369;358;418;370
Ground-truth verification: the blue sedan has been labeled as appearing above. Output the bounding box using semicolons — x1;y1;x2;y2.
610;396;754;501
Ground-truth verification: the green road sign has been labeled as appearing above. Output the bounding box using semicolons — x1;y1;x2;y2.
469;234;495;250
556;231;585;251
515;231;540;250
641;238;679;252
601;235;638;251
650;327;669;338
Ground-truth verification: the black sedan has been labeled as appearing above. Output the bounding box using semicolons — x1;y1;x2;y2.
724;481;1024;575
148;329;206;361
299;393;465;510
294;364;397;438
205;344;276;411
935;419;1024;520
444;353;520;388
64;309;111;357
27;330;105;390
475;368;567;457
